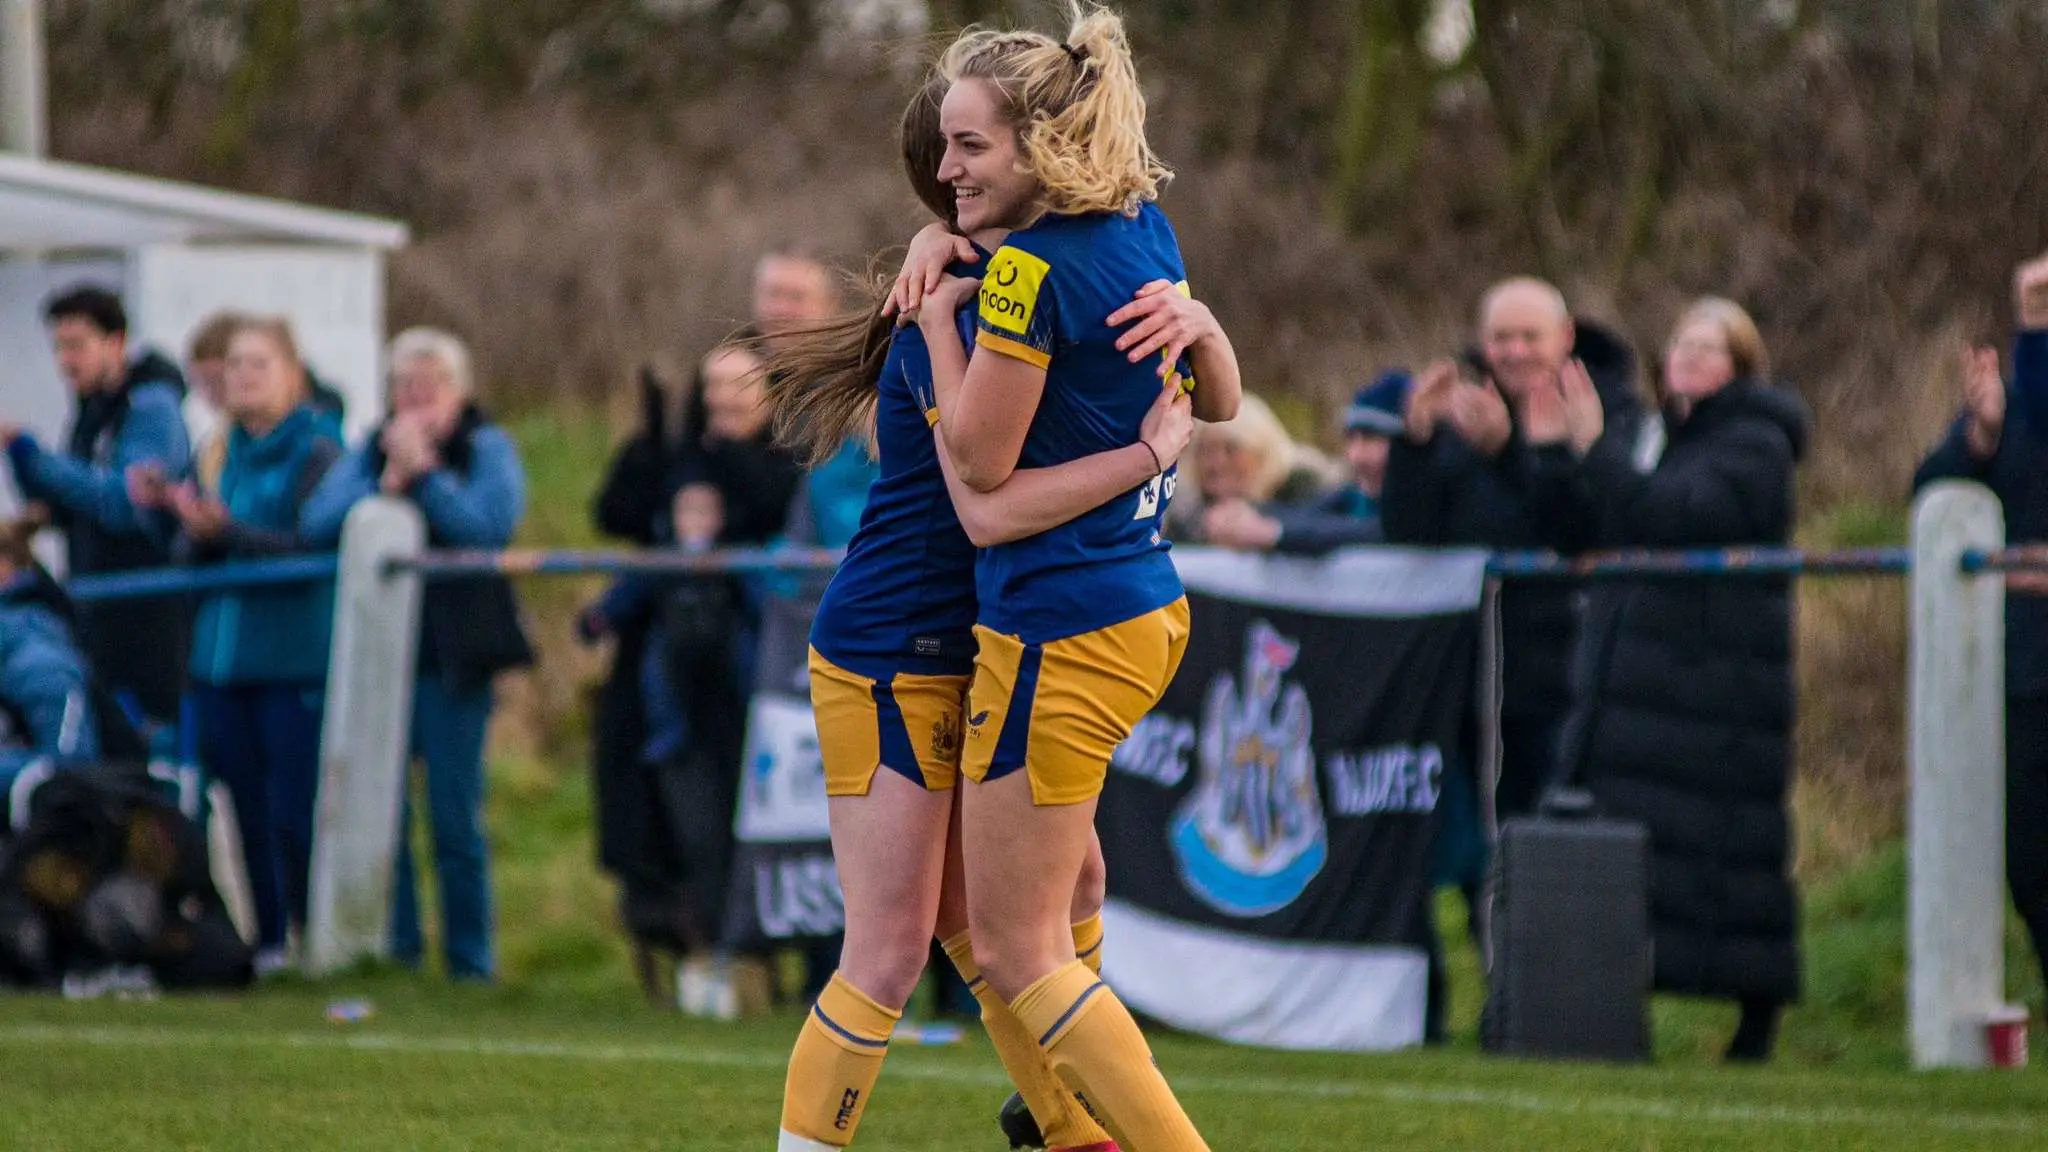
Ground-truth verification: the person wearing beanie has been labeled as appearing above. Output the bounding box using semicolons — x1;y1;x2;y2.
1202;371;1406;556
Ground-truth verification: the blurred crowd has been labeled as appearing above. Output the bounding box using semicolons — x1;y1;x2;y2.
5;245;2048;1065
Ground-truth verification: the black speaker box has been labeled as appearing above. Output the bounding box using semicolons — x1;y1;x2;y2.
1481;804;1651;1062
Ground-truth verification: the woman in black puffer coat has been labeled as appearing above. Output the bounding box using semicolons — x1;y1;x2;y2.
1535;297;1810;1062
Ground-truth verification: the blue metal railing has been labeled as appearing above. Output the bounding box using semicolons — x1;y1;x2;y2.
50;543;2048;605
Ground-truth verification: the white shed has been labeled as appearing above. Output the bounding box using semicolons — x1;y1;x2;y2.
0;153;407;516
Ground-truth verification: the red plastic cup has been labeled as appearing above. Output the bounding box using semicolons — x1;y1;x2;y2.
1985;1005;2030;1069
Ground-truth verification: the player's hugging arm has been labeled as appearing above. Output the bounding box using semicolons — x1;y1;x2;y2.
1108;280;1242;425
918;266;1046;493
935;376;1191;547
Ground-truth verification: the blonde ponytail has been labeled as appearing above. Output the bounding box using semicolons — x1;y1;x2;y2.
939;1;1169;218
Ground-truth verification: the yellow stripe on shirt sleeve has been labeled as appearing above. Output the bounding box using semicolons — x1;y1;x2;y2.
975;330;1053;370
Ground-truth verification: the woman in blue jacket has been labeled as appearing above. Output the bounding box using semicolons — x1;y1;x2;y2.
167;318;342;975
301;327;532;982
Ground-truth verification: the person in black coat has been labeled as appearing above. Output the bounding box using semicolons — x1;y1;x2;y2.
1536;297;1809;1062
582;339;804;993
1381;277;1644;820
1913;250;2048;996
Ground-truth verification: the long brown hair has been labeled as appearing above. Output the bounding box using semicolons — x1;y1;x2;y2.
763;76;954;464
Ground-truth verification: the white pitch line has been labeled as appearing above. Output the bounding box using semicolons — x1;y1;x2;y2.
0;1023;2035;1136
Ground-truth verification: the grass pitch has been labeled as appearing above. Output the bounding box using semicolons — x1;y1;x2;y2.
2;971;2044;1152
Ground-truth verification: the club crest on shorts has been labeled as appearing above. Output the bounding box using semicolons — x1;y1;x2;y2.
1169;620;1329;917
930;708;962;763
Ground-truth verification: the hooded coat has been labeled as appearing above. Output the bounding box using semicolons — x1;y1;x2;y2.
1546;377;1811;1003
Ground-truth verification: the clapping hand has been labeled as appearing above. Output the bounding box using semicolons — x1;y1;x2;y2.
126;463;171;510
167;482;230;540
1202;498;1282;551
1402;359;1461;443
379;415;440;492
1960;343;2004;458
1446;380;1512;458
1559;359;1605;455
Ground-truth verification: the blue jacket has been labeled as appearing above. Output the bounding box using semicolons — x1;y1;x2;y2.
301;406;533;690
1914;330;2048;697
185;405;344;686
6;350;191;567
0;574;99;780
300;419;525;551
801;439;880;550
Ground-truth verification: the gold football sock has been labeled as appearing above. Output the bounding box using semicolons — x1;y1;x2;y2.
942;931;1115;1150
1012;960;1211;1152
778;972;898;1148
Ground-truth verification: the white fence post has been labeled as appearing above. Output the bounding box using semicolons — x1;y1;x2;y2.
1908;482;2006;1069
304;498;425;977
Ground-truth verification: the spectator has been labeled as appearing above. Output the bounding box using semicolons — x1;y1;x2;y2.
302;326;533;981
168;318;343;977
754;246;843;356
1539;297;1808;1062
1201;371;1407;555
0;520;98;795
186;312;349;495
698;341;806;547
184;311;244;484
587;248;833;953
1915;250;2048;998
594;245;836;546
584;340;802;977
1;286;192;726
1382;276;1642;820
1170;393;1332;542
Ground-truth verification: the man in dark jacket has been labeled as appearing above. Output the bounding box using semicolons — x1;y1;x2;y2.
1915;250;2048;996
1381;278;1642;819
1;287;192;726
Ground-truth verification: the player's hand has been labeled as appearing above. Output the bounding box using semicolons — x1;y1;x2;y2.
888;223;979;321
918;274;982;329
0;423;21;448
1403;359;1460;443
1137;377;1195;472
1108;280;1218;382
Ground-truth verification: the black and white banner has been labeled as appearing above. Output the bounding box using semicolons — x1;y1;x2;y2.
722;589;845;949
1098;546;1487;1051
